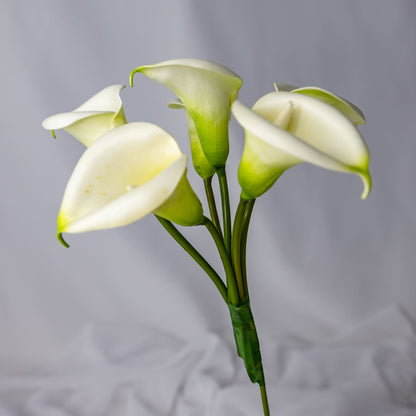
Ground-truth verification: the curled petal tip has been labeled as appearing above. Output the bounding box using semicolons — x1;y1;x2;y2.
129;72;135;87
360;171;372;200
57;232;69;248
129;67;143;87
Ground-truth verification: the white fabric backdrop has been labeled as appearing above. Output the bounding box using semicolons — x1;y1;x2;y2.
1;0;416;414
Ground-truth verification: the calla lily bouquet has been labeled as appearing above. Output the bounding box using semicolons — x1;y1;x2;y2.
42;59;371;416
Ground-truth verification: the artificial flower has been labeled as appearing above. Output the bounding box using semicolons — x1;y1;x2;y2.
232;88;371;200
42;84;127;146
57;122;203;246
130;59;242;168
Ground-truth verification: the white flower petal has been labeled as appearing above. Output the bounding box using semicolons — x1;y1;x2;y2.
64;157;187;233
42;85;127;146
252;92;369;169
73;84;125;112
131;59;242;167
132;58;241;81
292;86;366;125
232;97;371;199
58;122;186;234
42;111;110;130
232;100;348;171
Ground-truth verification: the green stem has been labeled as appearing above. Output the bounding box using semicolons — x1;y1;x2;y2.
231;197;255;299
232;198;270;416
203;216;239;305
203;177;222;234
231;199;248;299
260;384;270;416
217;167;232;255
155;215;228;303
240;198;255;295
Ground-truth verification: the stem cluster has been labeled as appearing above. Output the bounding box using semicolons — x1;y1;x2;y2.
155;167;270;416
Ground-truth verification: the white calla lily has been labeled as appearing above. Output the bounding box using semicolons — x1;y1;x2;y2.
232;91;371;200
42;84;127;146
130;59;242;168
57;122;203;246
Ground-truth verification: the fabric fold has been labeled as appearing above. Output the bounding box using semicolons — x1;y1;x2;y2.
0;306;415;415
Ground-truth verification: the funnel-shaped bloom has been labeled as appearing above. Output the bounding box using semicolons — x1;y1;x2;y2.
42;85;127;147
130;59;242;168
57;122;203;245
168;100;215;179
232;89;371;200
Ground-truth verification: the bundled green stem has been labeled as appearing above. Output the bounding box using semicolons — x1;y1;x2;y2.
157;192;269;415
228;297;265;385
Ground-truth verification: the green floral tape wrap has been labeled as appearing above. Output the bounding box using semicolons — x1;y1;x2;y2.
228;297;265;386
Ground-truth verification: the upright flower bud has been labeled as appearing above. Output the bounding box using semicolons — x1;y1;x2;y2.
168;100;215;179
